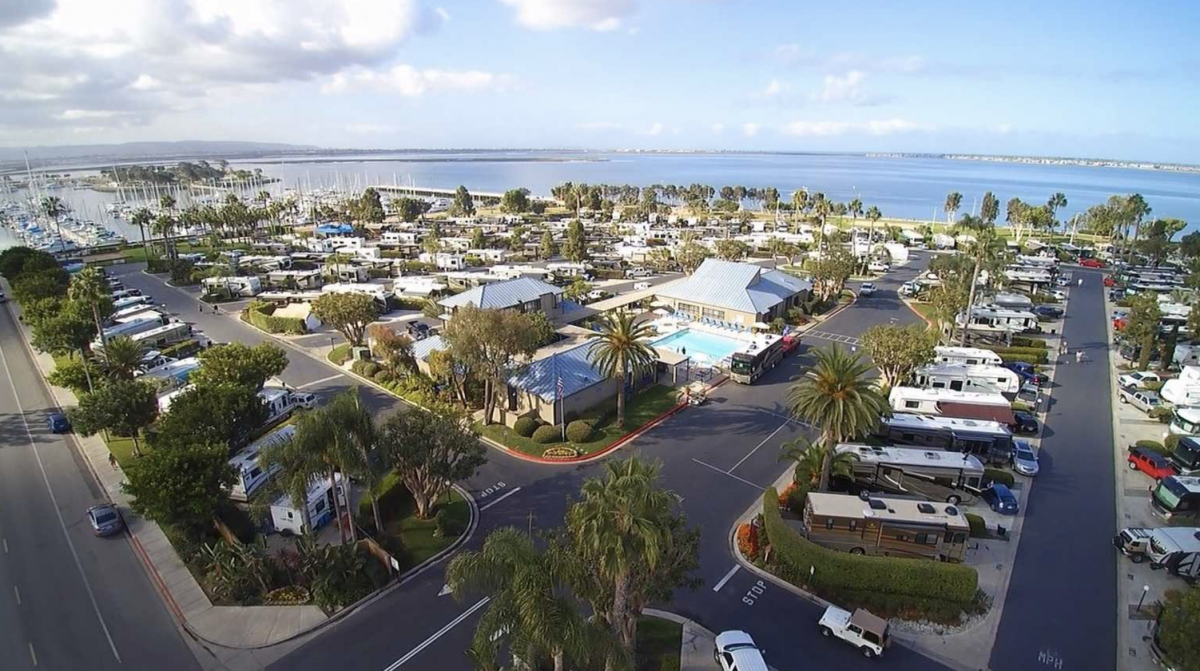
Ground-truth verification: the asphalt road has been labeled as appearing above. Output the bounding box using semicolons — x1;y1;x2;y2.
0;301;200;671
990;267;1117;671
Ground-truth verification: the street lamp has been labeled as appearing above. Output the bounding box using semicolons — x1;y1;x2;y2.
1138;585;1150;612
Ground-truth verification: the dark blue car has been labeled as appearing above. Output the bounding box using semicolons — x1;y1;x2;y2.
982;483;1019;515
48;412;70;433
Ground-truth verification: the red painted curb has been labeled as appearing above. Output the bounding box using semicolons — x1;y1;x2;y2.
127;530;188;624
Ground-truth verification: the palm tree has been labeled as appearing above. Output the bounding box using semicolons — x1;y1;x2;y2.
791;189;809;226
333;388;386;537
70;267;111;350
953;217;1005;346
447;528;619;671
848;197;864;225
286;397;364;543
159;194;178;259
944;192;963;225
130;207;153;261
779;437;853;488
41;195;66;239
260;432;322;534
98;336;143;380
1047;192;1068;234
862;205;883;274
586;312;658;429
787;346;889;491
569;457;673;652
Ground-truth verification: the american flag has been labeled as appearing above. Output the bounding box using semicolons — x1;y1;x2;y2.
556;374;564;401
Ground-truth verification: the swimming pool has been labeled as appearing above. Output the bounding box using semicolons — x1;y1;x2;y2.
652;328;746;366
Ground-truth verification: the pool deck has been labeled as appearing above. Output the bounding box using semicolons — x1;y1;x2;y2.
649;319;782;368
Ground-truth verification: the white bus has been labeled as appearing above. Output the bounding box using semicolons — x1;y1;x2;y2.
880;413;1015;464
834;443;985;505
887;386;1015;425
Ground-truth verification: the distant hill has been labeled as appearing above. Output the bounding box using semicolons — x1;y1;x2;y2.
0;140;319;167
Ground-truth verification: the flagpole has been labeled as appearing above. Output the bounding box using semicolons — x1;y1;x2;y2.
555;354;565;442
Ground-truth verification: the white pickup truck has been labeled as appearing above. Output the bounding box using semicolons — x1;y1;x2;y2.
818;605;890;658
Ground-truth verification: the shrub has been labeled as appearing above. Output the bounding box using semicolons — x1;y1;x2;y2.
1135;439;1171;457
531;425;561;444
987;347;1049;364
965;513;987;538
434;508;457;538
983;468;1015;488
1145;380;1164;392
1150;407;1174;424
786;483;809;516
243;300;306;335
513;416;539;438
351;360;380;379
160;338;202;359
565;419;595;443
736;523;760;560
1165;434;1183;453
760;488;978;604
1009;336;1048;349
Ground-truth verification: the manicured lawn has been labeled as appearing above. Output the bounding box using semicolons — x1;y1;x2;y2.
104;434;140;468
636;615;682;671
328;343;351;365
363;473;470;572
479;384;681;458
908;301;938;325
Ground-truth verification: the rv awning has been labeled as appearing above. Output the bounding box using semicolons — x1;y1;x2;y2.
938;402;1015;426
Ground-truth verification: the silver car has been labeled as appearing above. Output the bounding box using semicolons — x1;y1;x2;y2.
86;504;124;537
1011;441;1039;477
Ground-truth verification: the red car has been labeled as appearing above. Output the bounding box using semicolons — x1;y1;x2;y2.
1127;447;1177;481
1103;276;1117;287
1081;258;1105;268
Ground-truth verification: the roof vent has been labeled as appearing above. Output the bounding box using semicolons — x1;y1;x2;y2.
924;451;940;460
917;503;936;514
868;499;887;510
945;506;959;516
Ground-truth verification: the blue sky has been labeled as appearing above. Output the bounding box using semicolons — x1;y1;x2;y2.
2;0;1199;162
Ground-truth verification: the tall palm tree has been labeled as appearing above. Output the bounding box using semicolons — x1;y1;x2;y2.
260;432;322;534
862;205;883;274
791;189;809;226
569;457;673;652
130;207;153;261
70;267;111;350
1047;192;1068;234
41;195;66;239
447;528;619;671
332;388;386;537
788;346;889;491
98;335;143;380
954;217;1005;346
944;192;963;225
586;312;658;429
287;397;364;543
779;437;854;488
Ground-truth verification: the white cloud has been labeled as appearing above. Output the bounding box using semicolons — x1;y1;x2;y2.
782;118;933;137
579;121;622;131
129;74;160;91
742;122;759;137
322;65;514;96
626;26;640;36
710;123;726;133
56;109;124;120
647;122;664;136
997;123;1013;134
435;7;452;21
763;79;782;97
815;70;866;104
498;0;637;31
345;122;397;135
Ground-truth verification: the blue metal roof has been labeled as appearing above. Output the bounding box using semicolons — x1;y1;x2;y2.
506;341;608;401
657;259;811;315
438;277;564;311
411;335;446;362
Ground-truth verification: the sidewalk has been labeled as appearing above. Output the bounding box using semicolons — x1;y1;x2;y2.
2;294;328;654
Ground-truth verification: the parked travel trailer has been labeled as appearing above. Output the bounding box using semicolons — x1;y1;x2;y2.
1146;527;1200;581
802;492;970;561
912;363;1022;396
887;386;1015;425
97;314;169;344
260;387;300;425
1162;366;1200;407
131;321;193;350
202;276;262;298
228;426;295;502
834;443;985;504
1169;409;1200;439
934;346;1004;367
111;294;154;311
138;356;200;389
958;306;1040;334
988;292;1034;310
880;413;1015;464
110;302;162;324
157;384;193;413
270;473;348;536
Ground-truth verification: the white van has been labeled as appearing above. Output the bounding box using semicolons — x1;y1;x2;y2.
633;281;652;291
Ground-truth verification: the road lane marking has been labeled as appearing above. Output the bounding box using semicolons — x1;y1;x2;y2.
438;584;453;597
728;420;791;473
750;408;812;428
382;597;490;670
14;585;20;604
479;487;521;512
712;565;740;592
3;538;7;553
296;374;344;390
29;642;37;666
691;459;765;491
0;343;123;664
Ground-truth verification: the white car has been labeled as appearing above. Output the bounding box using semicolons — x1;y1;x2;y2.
858;282;876;296
1118;371;1161;390
290;392;318;410
1050;289;1068;301
633;281;651;291
899;281;920;297
713;631;768;671
868;261;890;273
818;605;890;658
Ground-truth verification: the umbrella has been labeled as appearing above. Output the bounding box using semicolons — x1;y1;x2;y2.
650;300;673;308
653;308;672;316
752;321;771;329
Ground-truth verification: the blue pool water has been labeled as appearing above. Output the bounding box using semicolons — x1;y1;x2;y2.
652;329;745;366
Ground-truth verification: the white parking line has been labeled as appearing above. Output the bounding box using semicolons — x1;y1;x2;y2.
29;642;37;667
691;459;765;491
13;585;20;605
296;374;344;390
728;420;791;473
0;343;122;664
382;597;490;670
478;487;522;512
712;565;741;592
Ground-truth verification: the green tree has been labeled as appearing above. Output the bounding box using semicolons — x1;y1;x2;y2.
152;383;268;450
675;238;711;275
192;342;289;391
927;254;974;342
779;437;853;489
394;197;428;222
809;246;855;302
0;246;58;280
378;406;486;519
69;267;114;348
1125;293;1162;371
29;299;96;355
447;528;620;671
367;324;416;377
788;346;889;490
47;354;102;396
539;230;556;260
1157;588;1200;670
1047;192;1068;230
943;191;963;225
586;312;658;429
499;188;531;214
980;192;1000;224
355;188;385;223
311;292;380;347
41;195;66;237
441;305;540;424
1180;232;1200;261
564;276;593;302
97;335;144;380
70;379;159;456
123;442;235;536
451;185;476;216
470;227;486;250
954;216;1006;345
714;239;750;261
563;219;588;262
528;310;558;347
12;266;70;304
1139;218;1188;266
860;323;936;390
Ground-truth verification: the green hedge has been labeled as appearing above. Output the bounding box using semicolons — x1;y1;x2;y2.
160;338;202;359
1009;336;1048;349
965;513;986;538
351;360;380;378
1134;440;1171;458
1165;434;1183;452
987;347;1049;364
566;419;595;443
760;487;978;604
983;468;1015;487
513;417;539;438
532;425;561;444
243;300;307;335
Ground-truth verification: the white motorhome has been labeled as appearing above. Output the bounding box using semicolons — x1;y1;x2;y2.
157;384;194;413
260;387;300;425
202;276;262;298
270;473;347;536
888;386;1015;424
131;321;193;349
138;356;200;389
934;346;1004;367
228;425;295;502
98;314;169;344
1169;407;1200;437
958;306;1040;334
110;303;162;324
988;292;1034;310
1147;527;1200;581
111;295;153;311
913;363;1022;396
1162;366;1200;407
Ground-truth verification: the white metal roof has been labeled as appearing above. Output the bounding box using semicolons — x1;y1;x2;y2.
807;492;970;528
888;386;1011;407
885;412;1012;437
836;442;985;472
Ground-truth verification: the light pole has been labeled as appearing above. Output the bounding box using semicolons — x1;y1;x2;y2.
1138;584;1150;612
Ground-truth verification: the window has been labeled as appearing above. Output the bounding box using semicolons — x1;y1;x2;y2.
848;520;858;531
314;499;327;514
904;401;919;409
895;533;909;542
678;302;700;315
702;307;726;321
825;519;835;530
916;533;939;545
